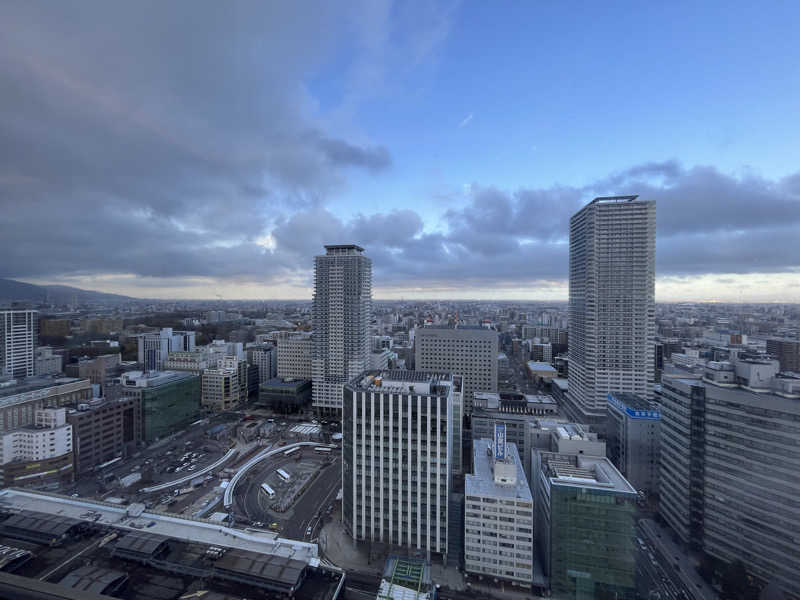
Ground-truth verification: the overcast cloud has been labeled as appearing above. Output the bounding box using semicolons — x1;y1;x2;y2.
1;2;798;299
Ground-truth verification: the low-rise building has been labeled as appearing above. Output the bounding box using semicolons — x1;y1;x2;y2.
258;378;312;413
202;357;240;412
64;353;121;394
473;391;560;480
66;397;141;475
118;370;201;442
606;392;660;497
533;453;637;599
34;346;63;376
0;376;92;433
276;332;313;380
464;430;533;586
0;407;74;489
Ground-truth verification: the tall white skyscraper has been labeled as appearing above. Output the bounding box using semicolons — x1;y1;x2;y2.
565;195;656;425
1;309;38;378
312;244;372;415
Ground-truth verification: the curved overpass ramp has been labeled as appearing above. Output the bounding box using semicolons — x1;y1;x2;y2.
223;442;336;509
141;447;238;494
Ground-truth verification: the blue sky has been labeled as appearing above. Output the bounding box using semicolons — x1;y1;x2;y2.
2;1;799;300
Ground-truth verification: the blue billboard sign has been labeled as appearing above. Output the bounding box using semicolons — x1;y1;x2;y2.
495;423;506;460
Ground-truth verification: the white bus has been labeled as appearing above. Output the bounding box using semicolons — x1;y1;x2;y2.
260;483;275;498
283;447;300;457
276;468;291;482
314;447;332;454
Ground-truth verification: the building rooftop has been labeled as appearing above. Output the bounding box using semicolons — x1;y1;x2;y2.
591;195;640;204
0;377;89;407
527;361;557;373
348;370;455;396
118;370;197;388
466;439;532;502
541;454;637;494
607;392;661;419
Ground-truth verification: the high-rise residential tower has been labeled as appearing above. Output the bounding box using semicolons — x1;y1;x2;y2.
1;309;38;378
312;244;372;415
564;196;656;425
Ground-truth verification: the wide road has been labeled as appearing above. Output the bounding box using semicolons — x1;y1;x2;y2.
234;448;341;542
284;456;341;541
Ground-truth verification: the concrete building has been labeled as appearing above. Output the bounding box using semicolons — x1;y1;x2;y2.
0;407;74;489
66;397;141;475
0;488;343;600
606;392;660;497
137;328;196;372
64;353;121;394
343;370;456;559
533;453;637;599
276;332;313;380
164;351;211;374
258;378;312;413
565;196;656;426
1;309;38;378
766;337;800;372
34;346;62;375
202;357;240;412
414;325;498;415
246;343;277;384
312;244;372;416
118;370;201;442
0;376;92;433
472;391;559;480
464;430;533;586
658;376;800;597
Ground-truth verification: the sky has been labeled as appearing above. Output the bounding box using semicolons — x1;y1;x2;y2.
1;1;799;302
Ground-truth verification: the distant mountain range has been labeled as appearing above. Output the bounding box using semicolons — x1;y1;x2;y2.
0;278;134;304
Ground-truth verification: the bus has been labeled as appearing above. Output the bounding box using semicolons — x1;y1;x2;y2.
276;468;291;483
314;447;332;454
260;483;275;498
283;447;299;457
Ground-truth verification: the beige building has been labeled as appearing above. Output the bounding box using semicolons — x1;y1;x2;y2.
202;357;240;411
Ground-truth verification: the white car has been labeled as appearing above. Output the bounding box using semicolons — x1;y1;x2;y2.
306;526;312;536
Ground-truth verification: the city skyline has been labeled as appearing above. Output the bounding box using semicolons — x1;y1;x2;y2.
2;2;800;303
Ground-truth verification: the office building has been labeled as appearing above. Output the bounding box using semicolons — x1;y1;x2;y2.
34;346;62;375
202;357;240;411
565;196;656;426
164;351;211;374
606;392;660;497
534;453;637;599
658;376;800;597
0;488;344;600
464;430;533;586
277;332;313;380
247;342;277;384
766;337;800;372
64;353;121;394
0;407;74;489
137;327;196;372
415;325;498;416
0;376;92;433
66;397;141;475
312;244;372;415
258;378;312;413
343;370;456;559
118;370;201;442
0;309;38;378
472;391;559;480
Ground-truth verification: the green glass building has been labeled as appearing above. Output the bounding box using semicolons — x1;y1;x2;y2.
118;371;202;442
534;452;638;600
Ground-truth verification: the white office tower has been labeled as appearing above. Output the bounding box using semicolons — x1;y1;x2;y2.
343;370;456;560
137;327;196;372
312;245;372;416
565;196;656;425
465;426;534;587
0;310;38;378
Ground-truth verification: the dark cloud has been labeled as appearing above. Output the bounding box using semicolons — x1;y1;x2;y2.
0;2;797;295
